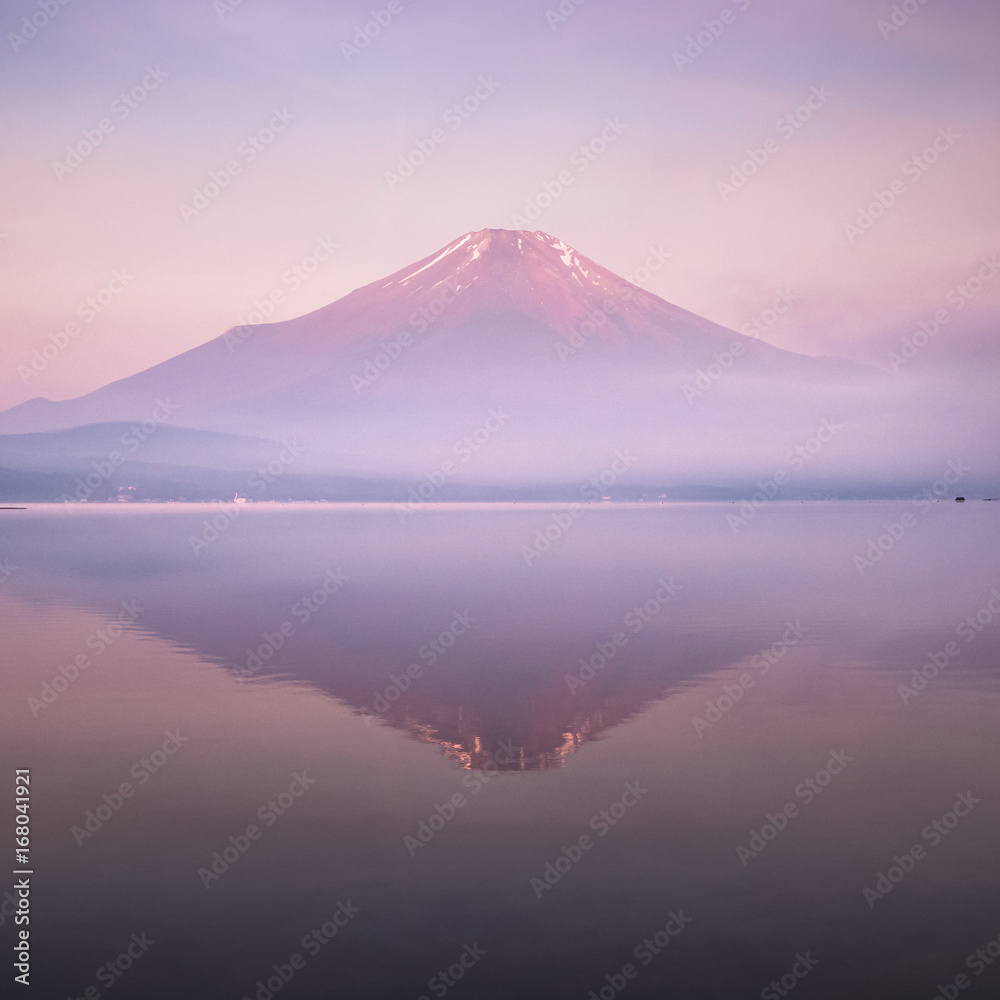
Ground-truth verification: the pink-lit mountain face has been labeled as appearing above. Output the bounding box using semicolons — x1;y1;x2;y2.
2;228;860;430
2;228;975;490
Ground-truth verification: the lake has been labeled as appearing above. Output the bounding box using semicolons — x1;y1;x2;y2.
2;501;998;999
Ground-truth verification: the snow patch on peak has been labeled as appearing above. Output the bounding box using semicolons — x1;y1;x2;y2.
460;229;502;256
537;234;587;274
399;239;467;284
532;230;561;244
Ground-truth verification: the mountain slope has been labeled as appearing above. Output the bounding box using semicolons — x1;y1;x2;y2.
0;229;868;435
7;228;962;491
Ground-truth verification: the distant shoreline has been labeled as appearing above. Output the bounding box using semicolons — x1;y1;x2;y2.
0;499;992;508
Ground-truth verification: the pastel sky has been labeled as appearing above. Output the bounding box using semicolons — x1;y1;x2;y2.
2;0;998;409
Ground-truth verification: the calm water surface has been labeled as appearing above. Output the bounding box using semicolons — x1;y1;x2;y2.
2;502;998;1000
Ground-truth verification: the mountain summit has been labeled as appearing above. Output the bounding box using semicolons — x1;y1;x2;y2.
308;227;808;368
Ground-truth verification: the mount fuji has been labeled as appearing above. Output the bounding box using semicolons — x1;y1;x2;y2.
0;228;980;501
